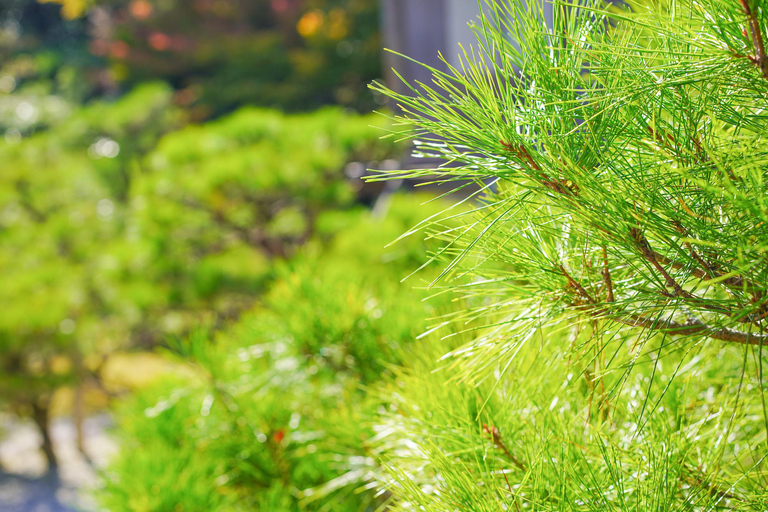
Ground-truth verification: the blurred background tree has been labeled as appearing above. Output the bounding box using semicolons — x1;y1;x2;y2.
0;83;182;471
99;195;458;511
0;2;486;511
1;0;382;121
0;0;393;480
0;96;399;473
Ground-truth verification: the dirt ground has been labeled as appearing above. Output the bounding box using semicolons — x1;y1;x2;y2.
0;414;115;512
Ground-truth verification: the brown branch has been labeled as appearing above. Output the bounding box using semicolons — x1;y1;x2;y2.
646;125;675;150
629;227;753;322
630;226;768;324
630;227;690;297
558;265;768;346
671;220;761;310
483;424;527;472
618;210;758;298
501;136;758;298
739;0;768;80
15;180;47;223
500;139;765;329
499;141;580;196
617;311;768;345
730;47;761;65
601;246;615;303
504;472;522;512
651;250;759;294
671;221;716;279
561;264;597;305
499;140;542;172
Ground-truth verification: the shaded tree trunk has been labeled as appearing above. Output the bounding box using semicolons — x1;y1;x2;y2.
73;382;87;459
31;401;58;475
72;352;90;462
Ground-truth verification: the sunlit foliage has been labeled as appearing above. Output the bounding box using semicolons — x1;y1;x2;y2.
0;90;400;471
367;0;768;508
100;196;458;511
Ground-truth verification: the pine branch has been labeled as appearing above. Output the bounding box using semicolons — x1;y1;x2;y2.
629;227;749;321
372;1;768;507
630;227;692;298
499;140;580;196
739;0;768;80
505;139;762;307
560;265;768;346
651;248;760;296
15;180;47;223
483;424;526;472
601;245;614;303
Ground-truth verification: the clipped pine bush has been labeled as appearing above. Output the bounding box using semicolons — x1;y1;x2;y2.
100;195;458;511
0;92;403;474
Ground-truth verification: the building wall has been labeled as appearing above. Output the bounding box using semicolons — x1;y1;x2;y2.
380;0;557;88
380;0;481;93
445;1;482;67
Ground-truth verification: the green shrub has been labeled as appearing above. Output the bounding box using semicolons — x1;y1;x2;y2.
0;94;403;473
101;195;457;511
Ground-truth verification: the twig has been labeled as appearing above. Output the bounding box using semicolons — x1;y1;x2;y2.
504;140;764;326
500;471;521;512
671;221;718;280
561;264;597;305
646;125;675;149
629;228;750;321
739;0;768;80
483;424;527;472
618;311;768;345
630;227;691;298
601;246;614;303
651;249;759;295
672;220;764;314
499;141;580;196
559;265;768;346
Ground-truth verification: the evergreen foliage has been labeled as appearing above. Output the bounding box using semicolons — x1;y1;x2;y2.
365;0;768;508
374;326;768;509
0;83;181;469
9;0;768;509
100;196;456;511
0;94;398;472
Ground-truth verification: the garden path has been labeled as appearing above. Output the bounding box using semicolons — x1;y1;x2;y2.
0;414;114;512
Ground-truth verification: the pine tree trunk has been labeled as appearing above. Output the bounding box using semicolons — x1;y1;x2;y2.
73;353;90;462
31;401;58;475
73;382;86;457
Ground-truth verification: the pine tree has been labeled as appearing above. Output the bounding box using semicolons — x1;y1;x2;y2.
0;94;398;475
369;0;768;508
